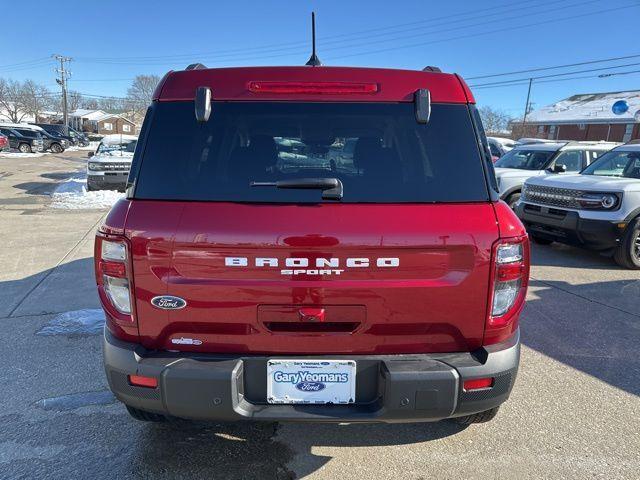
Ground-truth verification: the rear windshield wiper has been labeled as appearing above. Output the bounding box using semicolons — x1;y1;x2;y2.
251;177;343;200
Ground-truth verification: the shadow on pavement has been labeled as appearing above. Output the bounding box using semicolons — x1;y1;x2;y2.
1;250;639;478
522;279;640;397
529;242;622;270
0;258;99;319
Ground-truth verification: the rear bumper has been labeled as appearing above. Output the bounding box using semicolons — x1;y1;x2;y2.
515;202;620;251
103;329;520;423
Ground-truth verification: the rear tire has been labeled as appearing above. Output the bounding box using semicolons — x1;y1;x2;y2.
51;143;63;153
125;405;168;422
506;192;520;209
614;219;640;269
454;407;500;425
18;143;32;153
530;233;553;245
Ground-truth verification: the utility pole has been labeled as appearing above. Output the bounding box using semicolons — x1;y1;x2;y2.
521;78;533;135
53;54;72;127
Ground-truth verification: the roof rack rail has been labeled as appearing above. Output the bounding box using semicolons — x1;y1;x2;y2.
564;140;621;146
185;63;207;71
422;66;442;73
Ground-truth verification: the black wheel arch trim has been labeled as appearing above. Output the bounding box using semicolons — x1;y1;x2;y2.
624;208;640;223
500;185;521;200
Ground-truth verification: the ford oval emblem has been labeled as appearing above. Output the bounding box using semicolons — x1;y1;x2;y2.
151;296;187;310
295;381;326;392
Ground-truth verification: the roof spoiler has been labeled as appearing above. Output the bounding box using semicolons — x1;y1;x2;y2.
414;89;431;124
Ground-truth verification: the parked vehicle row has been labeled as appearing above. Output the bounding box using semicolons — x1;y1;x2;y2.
0;125;45;153
0;122;92;154
516;142;640;269
33;123;90;147
487;136;518;161
494;141;619;208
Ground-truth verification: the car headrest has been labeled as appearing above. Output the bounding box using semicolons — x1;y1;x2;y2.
353;137;384;170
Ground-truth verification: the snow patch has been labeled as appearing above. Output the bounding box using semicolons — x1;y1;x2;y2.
37;309;105;336
50;177;124;210
67;141;99;152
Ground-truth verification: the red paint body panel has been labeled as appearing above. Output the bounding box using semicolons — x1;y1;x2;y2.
123;201;500;354
157;67;470;104
95;65;529;357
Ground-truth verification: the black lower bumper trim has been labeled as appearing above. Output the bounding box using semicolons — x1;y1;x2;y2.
103;330;520;423
516;203;621;251
87;175;127;191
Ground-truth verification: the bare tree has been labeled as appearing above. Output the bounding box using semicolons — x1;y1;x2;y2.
126;75;160;114
81;97;99;110
0;78;29;122
479;106;513;136
67;90;84;113
22;79;52;122
98;96;125;112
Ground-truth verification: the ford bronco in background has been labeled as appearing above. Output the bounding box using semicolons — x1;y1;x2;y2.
87;134;138;191
96;65;530;425
494;141;618;208
517;142;640;269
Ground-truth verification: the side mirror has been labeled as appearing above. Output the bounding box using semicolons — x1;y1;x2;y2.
552;164;567;173
87;152;94;158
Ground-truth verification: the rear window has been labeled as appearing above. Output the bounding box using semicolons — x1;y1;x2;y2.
133;102;489;203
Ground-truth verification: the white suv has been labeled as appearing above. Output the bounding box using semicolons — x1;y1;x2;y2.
516;143;640;269
494;141;619;208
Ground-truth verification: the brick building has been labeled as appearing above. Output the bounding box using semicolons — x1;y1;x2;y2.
523;90;640;142
69;109;137;135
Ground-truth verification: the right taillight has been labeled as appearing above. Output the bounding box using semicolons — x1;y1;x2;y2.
95;236;133;318
486;237;530;345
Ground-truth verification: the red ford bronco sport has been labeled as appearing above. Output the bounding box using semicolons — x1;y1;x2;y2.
96;64;529;424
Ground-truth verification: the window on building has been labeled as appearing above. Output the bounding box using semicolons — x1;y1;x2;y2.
104;122;113;131
537;125;544;134
623;124;634;142
578;124;586;130
548;125;556;139
123;124;131;132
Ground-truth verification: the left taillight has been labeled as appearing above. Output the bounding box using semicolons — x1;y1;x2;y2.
485;237;530;345
96;236;132;317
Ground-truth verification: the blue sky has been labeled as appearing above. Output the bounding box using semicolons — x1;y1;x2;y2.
2;0;639;117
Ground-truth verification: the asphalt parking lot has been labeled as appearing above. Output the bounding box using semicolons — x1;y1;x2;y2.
0;151;638;480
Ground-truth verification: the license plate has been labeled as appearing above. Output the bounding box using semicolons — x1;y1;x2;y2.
267;359;356;404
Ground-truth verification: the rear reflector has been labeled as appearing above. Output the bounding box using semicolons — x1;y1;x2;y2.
128;375;158;388
463;378;493;391
99;260;126;278
247;81;378;95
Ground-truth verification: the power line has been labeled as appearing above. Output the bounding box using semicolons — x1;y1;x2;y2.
0;58;54;74
74;0;557;64
469;61;640;88
326;3;639;60
472;69;640;90
74;0;595;66
466;53;640;80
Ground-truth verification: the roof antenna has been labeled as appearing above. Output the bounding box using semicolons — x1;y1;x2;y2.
305;12;322;66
